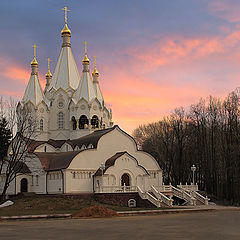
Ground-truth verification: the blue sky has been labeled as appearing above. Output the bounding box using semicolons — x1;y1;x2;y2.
1;0;240;132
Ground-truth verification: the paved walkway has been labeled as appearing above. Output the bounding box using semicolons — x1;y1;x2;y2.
0;210;240;240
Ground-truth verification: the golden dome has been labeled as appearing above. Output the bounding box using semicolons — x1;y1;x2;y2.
92;67;99;77
61;23;71;36
45;70;52;78
31;57;38;67
82;54;89;64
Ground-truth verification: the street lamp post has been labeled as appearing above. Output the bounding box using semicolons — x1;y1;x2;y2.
191;164;196;185
100;163;105;193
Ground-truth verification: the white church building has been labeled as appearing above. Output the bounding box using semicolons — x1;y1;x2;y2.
1;9;208;207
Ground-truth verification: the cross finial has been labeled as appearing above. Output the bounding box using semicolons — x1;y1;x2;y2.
94;56;97;68
62;6;70;24
84;41;87;55
32;44;38;58
47;58;51;71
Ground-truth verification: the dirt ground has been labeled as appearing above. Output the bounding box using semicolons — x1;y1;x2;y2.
0;210;240;240
0;195;144;216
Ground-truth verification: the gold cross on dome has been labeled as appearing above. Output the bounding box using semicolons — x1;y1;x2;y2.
62;6;70;24
32;44;38;58
94;56;97;68
84;41;87;55
47;58;51;71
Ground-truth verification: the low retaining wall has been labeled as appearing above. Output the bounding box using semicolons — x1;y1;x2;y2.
94;192;155;208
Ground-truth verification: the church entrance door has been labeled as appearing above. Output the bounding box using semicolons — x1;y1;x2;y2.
20;178;28;193
121;173;130;186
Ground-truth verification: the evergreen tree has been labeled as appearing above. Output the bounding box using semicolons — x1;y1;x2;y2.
0;118;12;161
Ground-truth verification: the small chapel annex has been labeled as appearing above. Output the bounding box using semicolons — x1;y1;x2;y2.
1;8;208;207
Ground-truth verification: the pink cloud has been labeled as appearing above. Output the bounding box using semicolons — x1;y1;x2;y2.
0;58;46;99
2;66;29;83
2;26;240;134
127;35;226;71
100;27;240;132
208;0;240;22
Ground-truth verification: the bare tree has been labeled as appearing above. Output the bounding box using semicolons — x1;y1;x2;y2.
0;98;38;202
133;89;240;205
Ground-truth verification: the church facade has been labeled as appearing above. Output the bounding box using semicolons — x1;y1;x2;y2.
3;9;162;196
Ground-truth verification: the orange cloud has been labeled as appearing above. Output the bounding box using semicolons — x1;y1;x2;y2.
2;65;29;83
2;26;240;134
102;67;210;133
100;27;240;132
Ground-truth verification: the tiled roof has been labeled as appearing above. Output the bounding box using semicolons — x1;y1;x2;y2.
28;126;116;153
94;152;126;176
34;151;81;171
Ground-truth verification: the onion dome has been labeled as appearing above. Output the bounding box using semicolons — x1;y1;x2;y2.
31;57;38;67
82;41;89;64
45;58;52;78
92;67;99;77
82;54;89;64
92;56;99;77
31;44;38;67
61;23;71;37
45;69;52;78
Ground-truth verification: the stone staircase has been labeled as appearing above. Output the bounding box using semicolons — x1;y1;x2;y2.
137;185;209;208
137;186;173;208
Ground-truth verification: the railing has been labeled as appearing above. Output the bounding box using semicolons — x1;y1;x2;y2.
137;186;161;208
96;185;137;193
154;185;196;206
171;186;196;205
151;186;173;206
137;186;146;199
146;192;161;208
177;183;198;192
156;185;172;192
191;191;209;205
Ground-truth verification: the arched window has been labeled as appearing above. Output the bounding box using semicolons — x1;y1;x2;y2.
91;115;99;129
20;178;28;192
88;144;93;149
79;115;89;129
40;119;43;131
121;173;131;186
72;116;77;130
44;146;47;152
81;145;86;150
75;146;80;151
58;112;64;129
36;175;39;186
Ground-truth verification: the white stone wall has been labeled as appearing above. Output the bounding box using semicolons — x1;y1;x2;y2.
65;169;95;193
48;89;70;140
46;171;63;194
67;127;162;192
35;101;49;141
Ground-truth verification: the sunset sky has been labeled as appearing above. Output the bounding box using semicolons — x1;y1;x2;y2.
1;0;240;133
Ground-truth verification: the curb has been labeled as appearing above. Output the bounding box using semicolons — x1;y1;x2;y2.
117;208;216;216
0;214;71;220
0;208;217;220
1;207;239;220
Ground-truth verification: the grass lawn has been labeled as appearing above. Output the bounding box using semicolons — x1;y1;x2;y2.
0;195;160;216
